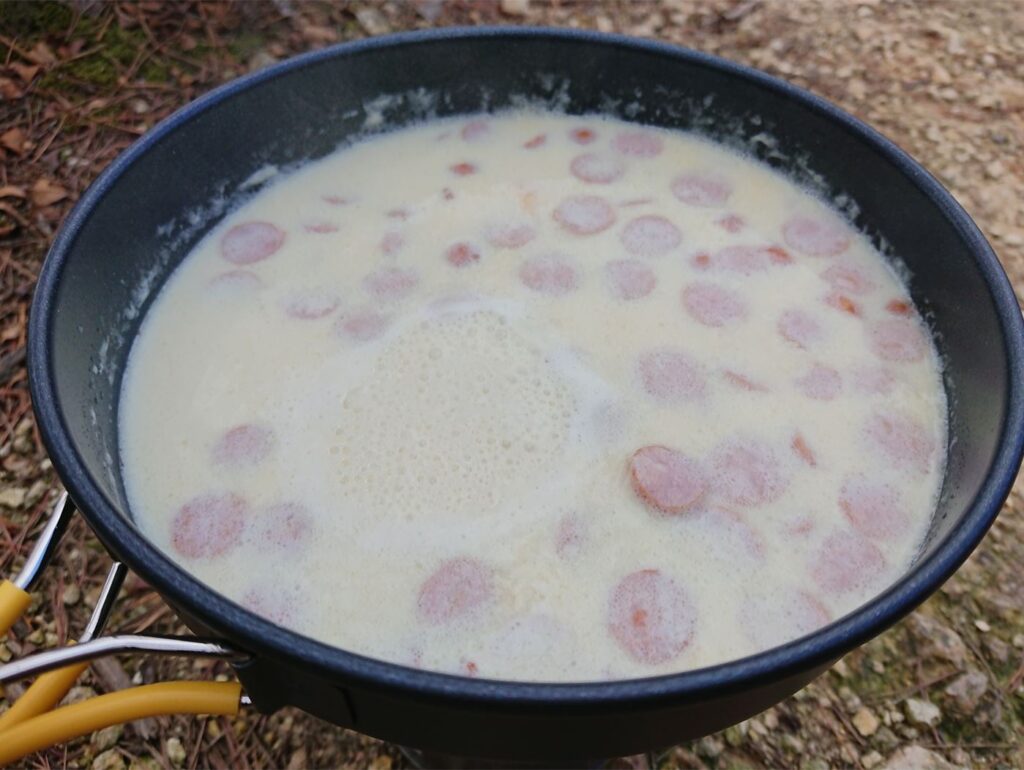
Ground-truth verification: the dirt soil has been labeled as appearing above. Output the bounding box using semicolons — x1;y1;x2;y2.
1;2;1022;769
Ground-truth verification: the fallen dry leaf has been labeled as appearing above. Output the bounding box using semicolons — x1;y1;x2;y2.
9;62;41;83
0;128;27;155
30;178;69;208
25;41;57;66
0;77;24;100
0;186;27;199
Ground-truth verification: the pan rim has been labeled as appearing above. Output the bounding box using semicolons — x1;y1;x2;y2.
27;25;1024;709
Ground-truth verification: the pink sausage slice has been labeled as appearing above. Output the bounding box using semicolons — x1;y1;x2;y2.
608;569;696;665
637;349;706;403
520;255;580;296
839;475;910;539
671;173;732;207
553;195;616;235
864;411;935;474
220;222;285;265
612;131;664;158
172;493;247;559
783;215;850;257
620;215;682;257
868;318;927;362
629;445;706;515
710;438;787;507
606;259;656;301
256;502;313;550
681;282;748;327
810;531;886;594
570;153;625;184
417;557;494;625
212;424;275;468
795;365;842;401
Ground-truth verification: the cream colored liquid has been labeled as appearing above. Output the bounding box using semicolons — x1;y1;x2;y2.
120;112;946;682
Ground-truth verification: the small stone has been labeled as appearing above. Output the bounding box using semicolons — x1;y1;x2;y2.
499;0;529;15
24;480;49;507
91;724;123;752
781;733;805;754
839;685;862;712
696;736;723;758
944;669;988;713
285;749;308;770
904;698;942;727
906;614;968;668
62;583;81;606
0;487;27;509
64;686;96;705
165;737;186;767
853;706;880;737
353;7;388;35
831;659;850;678
983;635;1010;663
983;162;1003;181
879;745;964;770
206;718;222;739
863;751;884;769
872;659;886;674
874;726;900;750
248;51;278;72
801;759;830;770
1013;633;1024;649
723;723;747;747
91;749;126;770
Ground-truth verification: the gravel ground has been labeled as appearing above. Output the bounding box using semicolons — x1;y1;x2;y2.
1;2;1022;769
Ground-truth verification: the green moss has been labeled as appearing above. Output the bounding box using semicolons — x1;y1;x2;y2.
227;30;266;61
36;10;174;92
0;1;74;44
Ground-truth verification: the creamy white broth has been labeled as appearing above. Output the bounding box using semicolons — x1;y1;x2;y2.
119;112;946;682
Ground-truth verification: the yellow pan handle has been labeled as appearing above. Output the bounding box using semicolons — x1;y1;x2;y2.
0;680;242;766
0;659;89;733
0;580;31;638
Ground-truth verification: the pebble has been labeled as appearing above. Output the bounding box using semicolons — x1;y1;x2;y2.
983;635;1010;663
973;619;990;632
62;583;81;606
695;736;723;758
800;759;830;770
904;697;942;727
24;480;48;507
64;685;97;705
863;750;884;769
91;749;126;770
1013;633;1024;649
943;669;988;713
165;737;186;767
0;487;26;509
852;706;880;736
500;0;529;15
879;745;965;770
906;614;968;668
91;724;123;752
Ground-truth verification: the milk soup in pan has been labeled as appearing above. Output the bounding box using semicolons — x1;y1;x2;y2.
119;111;946;682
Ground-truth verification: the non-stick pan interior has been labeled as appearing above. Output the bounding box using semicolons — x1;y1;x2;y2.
39;31;1011;564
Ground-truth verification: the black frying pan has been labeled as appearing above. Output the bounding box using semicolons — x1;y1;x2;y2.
25;27;1024;762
